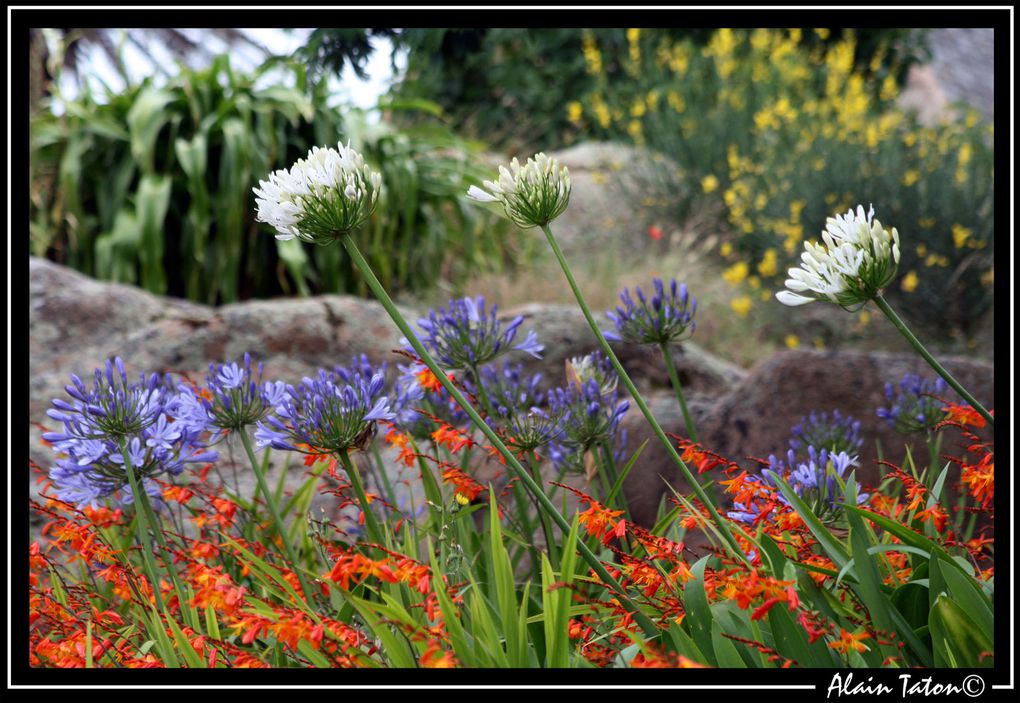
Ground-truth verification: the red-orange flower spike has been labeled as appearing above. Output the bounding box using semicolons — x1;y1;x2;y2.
432;424;475;454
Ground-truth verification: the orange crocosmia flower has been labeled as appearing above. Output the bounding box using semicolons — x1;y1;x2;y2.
417;367;453;394
421;640;457;668
385;427;418;467
829;628;871;654
961;452;994;508
943;401;988;428
440;466;484;502
432;424;474;454
577;499;625;544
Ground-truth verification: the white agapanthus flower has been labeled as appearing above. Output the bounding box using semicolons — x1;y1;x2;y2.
254;141;382;245
776;204;900;310
467;152;571;228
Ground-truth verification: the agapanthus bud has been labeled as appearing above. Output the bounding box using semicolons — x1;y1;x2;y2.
467;152;571;228
606;278;696;344
776;204;900;310
254;141;382;244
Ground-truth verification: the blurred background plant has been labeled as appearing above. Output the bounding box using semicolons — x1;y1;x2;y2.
28;26;994;346
29;29;514;305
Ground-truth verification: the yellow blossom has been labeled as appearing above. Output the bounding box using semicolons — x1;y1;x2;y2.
902;170;920;187
566;101;583;124
785;334;800;349
951;224;971;249
757;248;779;277
723;261;749;285
901;270;919;293
702;175;719;193
730;295;752;317
915;244;926;256
720;242;733;257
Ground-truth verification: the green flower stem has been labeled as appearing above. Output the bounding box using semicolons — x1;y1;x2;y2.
468;362;542;570
118;439;168;614
337;448;387;548
525;455;560;569
658;342;698;444
340;233;661;639
238;431;317;605
540;224;746;562
873;294;993;427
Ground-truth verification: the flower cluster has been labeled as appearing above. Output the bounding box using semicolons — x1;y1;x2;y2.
876;373;949;434
789;409;863;455
44;358;218;509
776;204;900;309
407;296;542;370
606;278;697;344
467;152;571;228
254;141;382;244
171;353;283;437
549;359;629;455
255;359;395;454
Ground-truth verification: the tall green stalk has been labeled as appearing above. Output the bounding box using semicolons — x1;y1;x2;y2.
659;341;698;443
238;431;317;605
119;439;167;614
540;224;745;561
340;232;661;639
873;294;993;427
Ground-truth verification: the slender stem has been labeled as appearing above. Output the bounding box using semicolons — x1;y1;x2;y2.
337;449;386;548
540;224;746;562
237;431;317;605
118;439;166;614
525;455;559;568
340;233;661;638
873;294;993;426
659;342;698;443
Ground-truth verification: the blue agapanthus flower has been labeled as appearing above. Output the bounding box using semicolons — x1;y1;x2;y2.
605;278;697;344
44;358;219;509
255;358;396;454
405;296;543;370
877;373;949;434
466;361;545;419
170;353;283;437
789;409;863;455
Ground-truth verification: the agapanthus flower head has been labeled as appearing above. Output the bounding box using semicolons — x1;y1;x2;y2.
762;447;866;522
467;152;571;228
255;359;395;455
549;376;629;451
407;296;543;370
503;407;566;453
254;141;382;244
565;351;618;399
789;409;864;455
44;359;218;509
466;361;545;419
606;278;697;344
776;204;900;310
170;353;279;435
876;373;949;434
45;357;166;440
